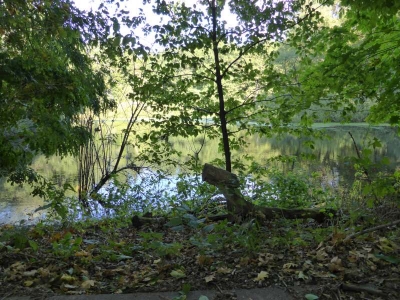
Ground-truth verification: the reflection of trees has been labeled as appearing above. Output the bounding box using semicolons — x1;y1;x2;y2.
235;126;399;187
1;126;399;216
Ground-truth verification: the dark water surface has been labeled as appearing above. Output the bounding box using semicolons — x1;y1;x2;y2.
1;124;399;224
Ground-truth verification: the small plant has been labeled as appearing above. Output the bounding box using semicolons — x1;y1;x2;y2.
233;219;263;253
52;232;82;258
137;231;182;257
172;283;192;300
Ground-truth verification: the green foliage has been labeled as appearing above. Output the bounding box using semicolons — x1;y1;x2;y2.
348;144;400;207
270;171;311;208
247;168;324;209
137;0;322;172
52;232;82;258
136;231;182;257
0;0;116;176
290;0;400;126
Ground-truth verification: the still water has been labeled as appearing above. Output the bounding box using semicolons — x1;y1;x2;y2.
1;124;399;224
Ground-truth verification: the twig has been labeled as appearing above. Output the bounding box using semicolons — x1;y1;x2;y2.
348;131;379;203
1;291;15;300
341;283;384;296
215;284;223;293
344;219;400;242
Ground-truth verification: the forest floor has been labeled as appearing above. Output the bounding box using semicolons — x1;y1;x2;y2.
0;215;399;300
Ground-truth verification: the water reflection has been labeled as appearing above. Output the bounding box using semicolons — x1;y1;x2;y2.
0;125;399;224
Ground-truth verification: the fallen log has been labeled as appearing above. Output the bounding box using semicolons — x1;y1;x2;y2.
202;163;334;223
131;215;166;229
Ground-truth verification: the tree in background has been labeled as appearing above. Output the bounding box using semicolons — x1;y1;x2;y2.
287;0;400;204
0;0;115;177
138;0;327;172
290;0;400;126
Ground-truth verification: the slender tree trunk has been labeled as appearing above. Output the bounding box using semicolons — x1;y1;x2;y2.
210;0;232;172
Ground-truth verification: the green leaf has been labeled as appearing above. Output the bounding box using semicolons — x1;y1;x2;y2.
171;225;185;232
182;283;191;294
28;240;39;252
166;217;183;227
305;294;319;300
202;224;215;233
374;253;400;264
170;269;186;278
115;254;133;261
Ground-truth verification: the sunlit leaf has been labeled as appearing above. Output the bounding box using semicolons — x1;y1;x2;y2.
170;269;186;278
60;274;75;283
24;280;34;287
81;279;96;290
204;274;215;283
23;270;38;277
254;271;269;282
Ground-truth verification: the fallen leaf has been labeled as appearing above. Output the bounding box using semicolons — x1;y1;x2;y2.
9;262;25;272
81;280;95;290
283;262;297;269
348;250;363;263
60;274;75;283
366;259;377;271
24;280;34;287
153;258;162;264
216;267;232;274
38;268;50;278
378;237;399;253
63;284;77;290
331;231;346;245
297;270;308;280
170;269;186;278
75;250;90;257
115;254;132;261
142;277;152;282
302;260;313;271
239;256;250;266
258;253;274;266
23;270;38;277
254;270;268;282
316;248;328;261
305;293;319;300
197;255;214;266
316;242;324;250
328;256;344;272
204;274;215;283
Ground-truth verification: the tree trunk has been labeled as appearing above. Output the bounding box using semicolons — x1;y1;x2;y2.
210;0;232;172
202;163;334;223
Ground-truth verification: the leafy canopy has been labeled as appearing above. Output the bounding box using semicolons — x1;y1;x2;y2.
0;0;117;175
290;0;400;125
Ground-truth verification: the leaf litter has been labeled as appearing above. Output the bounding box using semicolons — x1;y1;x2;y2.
0;217;399;299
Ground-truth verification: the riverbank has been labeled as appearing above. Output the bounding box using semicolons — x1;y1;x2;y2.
1;211;399;300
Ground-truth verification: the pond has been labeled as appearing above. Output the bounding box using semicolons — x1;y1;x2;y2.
0;124;399;224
